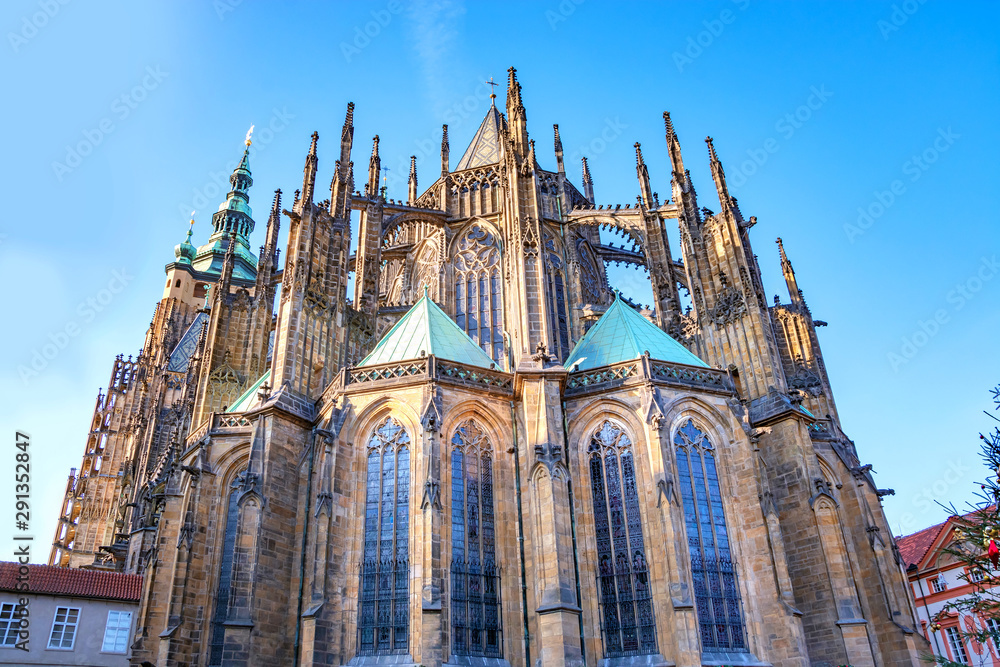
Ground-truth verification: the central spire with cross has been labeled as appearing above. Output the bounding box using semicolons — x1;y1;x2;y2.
485;76;498;105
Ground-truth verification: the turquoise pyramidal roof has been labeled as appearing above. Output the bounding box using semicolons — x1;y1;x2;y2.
564;294;707;371
226;370;271;413
358;291;495;369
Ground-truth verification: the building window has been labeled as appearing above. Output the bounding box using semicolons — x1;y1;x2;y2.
48;607;80;650
930;575;947;593
101;610;132;653
589;420;658;657
545;255;570;361
209;466;247;665
0;603;22;646
968;569;984;583
450;419;502;658
674;419;748;653
454;225;503;363
946;626;970;664
358;417;411;656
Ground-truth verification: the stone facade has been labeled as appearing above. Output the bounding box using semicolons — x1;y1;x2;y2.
49;68;926;667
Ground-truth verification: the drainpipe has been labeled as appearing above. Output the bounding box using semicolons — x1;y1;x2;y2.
562;401;586;663
293;428;318;666
510;401;531;667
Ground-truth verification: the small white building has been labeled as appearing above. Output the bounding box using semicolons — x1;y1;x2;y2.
898;515;1000;666
0;561;141;666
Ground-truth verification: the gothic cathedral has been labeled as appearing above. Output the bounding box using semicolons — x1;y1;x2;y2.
49;69;926;667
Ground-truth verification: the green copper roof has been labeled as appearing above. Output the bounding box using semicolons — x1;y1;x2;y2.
359;292;495;369
226;369;270;413
564;294;707;371
455;103;504;170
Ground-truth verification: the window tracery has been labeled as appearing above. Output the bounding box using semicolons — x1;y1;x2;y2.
358;417;411;656
674;419;748;653
450;419;502;657
589;420;658;657
454;225;503;363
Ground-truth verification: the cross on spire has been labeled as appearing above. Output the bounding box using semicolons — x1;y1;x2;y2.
485;76;498;105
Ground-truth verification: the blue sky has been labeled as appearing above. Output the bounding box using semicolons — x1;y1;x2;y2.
0;0;997;561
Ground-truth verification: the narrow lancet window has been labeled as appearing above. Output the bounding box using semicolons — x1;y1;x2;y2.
450;419;502;658
674;419;748;653
358;417;411;656
589;420;657;657
209;468;246;666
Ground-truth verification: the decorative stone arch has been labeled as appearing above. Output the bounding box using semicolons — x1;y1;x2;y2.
567;397;652;483
440;400;512;457
449;220;504;363
381;213;446;245
813;454;843;506
408;233;444;302
339;396;422;455
448;217;503;255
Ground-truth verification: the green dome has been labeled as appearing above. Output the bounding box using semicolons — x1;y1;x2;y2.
174;226;196;264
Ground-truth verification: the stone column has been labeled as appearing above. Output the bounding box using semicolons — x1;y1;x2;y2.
518;359;583;667
419;390;445;666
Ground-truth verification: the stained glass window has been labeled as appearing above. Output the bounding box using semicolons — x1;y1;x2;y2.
358;417;411;656
589;420;657;657
450;420;502;658
209;467;246;665
674;419;748;653
454;225;503;364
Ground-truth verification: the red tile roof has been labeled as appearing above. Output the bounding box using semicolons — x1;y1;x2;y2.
897;520;947;569
0;562;141;602
896;508;992;570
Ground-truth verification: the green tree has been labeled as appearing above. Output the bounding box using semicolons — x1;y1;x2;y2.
928;384;1000;666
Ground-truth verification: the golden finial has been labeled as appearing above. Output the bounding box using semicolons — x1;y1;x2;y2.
245;124;254;147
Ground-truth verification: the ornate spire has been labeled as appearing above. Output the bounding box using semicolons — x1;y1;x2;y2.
506;66;529;156
663;112;685;176
366;135;381;198
257;189;281;279
581;157;594;203
330;103;355;219
635;142;653;208
441;124;450;176
706;136;742;222
408;155;418;205
777;237;803;306
301;131;319;206
553;124;564;175
340;102;355;165
210;135;255;242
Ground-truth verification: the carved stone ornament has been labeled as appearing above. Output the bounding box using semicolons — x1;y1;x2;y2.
709;285;746;326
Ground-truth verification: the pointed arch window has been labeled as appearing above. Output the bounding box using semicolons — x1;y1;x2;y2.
589;420;657;657
450;420;502;658
674;419;748;653
545;239;570;361
454;225;503;364
358;417;411;656
209;467;247;665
